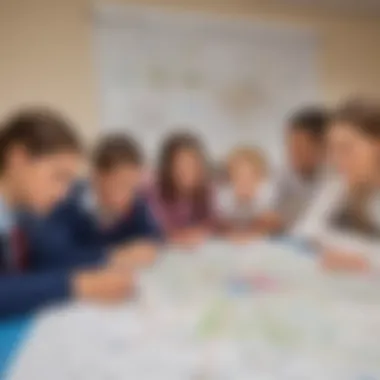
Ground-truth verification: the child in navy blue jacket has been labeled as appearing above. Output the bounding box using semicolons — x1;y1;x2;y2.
0;109;132;318
24;134;161;274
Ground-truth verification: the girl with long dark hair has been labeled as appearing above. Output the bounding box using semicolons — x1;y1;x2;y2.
148;132;213;247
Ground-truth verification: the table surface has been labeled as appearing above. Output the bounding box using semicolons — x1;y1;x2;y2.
6;239;380;380
0;317;31;379
0;237;311;379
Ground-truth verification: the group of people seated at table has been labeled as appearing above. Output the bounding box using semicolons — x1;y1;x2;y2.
0;96;379;318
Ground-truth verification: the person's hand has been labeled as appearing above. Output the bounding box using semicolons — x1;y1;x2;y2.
126;241;157;267
109;245;135;270
226;230;254;244
72;268;134;303
172;227;208;248
109;241;157;269
321;250;369;273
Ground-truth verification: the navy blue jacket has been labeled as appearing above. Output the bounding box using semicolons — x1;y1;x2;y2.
0;220;71;319
24;183;161;272
0;265;70;319
0;184;160;318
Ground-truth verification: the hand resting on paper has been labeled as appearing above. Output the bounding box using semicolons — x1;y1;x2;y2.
170;227;209;249
321;250;370;273
109;241;158;269
73;268;134;304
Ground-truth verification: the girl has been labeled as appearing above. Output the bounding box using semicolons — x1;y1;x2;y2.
215;146;279;242
0;108;131;317
148;132;212;247
294;98;380;272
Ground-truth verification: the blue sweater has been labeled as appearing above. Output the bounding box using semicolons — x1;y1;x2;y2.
0;269;70;319
24;184;161;271
0;185;160;318
0;198;70;318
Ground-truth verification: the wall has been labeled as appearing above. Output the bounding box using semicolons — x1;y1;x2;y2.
1;0;380;141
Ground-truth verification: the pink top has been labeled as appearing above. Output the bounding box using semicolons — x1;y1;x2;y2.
145;181;213;233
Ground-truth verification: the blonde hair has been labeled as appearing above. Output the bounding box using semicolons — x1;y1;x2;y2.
226;146;268;177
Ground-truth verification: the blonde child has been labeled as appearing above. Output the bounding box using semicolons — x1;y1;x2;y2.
215;146;279;242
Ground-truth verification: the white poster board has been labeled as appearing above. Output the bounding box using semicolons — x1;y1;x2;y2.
94;5;320;163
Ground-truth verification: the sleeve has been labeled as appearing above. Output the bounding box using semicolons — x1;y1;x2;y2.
143;185;172;234
24;205;106;271
133;200;163;241
27;220;106;271
0;270;71;318
256;181;279;214
292;180;344;242
212;187;233;221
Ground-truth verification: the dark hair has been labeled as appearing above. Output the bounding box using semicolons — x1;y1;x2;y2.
0;108;81;171
288;106;330;141
332;97;380;139
332;98;380;220
93;133;142;172
157;132;209;219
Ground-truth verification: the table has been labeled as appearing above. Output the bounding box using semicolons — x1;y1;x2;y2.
5;239;380;380
0;318;31;379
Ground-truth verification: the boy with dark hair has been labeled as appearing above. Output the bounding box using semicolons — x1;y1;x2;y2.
274;106;330;229
0;109;132;318
25;133;161;277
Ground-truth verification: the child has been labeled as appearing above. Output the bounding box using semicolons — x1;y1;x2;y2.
148;132;212;247
275;107;329;230
0;109;131;318
215;146;278;242
25;134;161;272
294;98;380;272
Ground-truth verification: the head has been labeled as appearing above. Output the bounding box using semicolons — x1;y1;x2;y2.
286;107;329;178
0;108;81;214
328;98;380;185
92;134;143;214
226;146;267;199
158;132;207;201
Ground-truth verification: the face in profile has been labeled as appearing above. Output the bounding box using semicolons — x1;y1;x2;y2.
94;164;142;214
287;130;323;177
12;149;80;214
328;122;379;185
229;158;262;199
171;148;205;193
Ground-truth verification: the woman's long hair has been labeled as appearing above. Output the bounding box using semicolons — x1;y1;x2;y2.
331;98;380;237
157;132;210;220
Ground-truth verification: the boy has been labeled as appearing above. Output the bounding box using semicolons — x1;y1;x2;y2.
25;134;161;273
0;109;131;318
275;107;330;230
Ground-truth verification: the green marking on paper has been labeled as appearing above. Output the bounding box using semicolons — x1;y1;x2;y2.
197;299;229;338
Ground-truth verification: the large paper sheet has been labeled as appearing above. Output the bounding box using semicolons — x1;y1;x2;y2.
7;240;380;380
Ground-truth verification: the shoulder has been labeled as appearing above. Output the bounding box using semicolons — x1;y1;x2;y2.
257;179;277;203
215;185;234;204
126;196;154;221
51;180;90;219
315;177;346;201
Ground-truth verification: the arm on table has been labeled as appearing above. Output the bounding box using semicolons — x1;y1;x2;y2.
321;233;380;273
27;222;106;270
292;180;343;243
111;201;163;268
168;226;211;248
0;267;134;318
0;271;70;318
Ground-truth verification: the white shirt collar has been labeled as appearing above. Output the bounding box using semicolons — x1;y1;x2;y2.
0;193;15;234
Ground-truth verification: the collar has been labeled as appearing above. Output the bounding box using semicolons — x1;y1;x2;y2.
0;192;15;234
81;184;103;219
80;183;134;227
